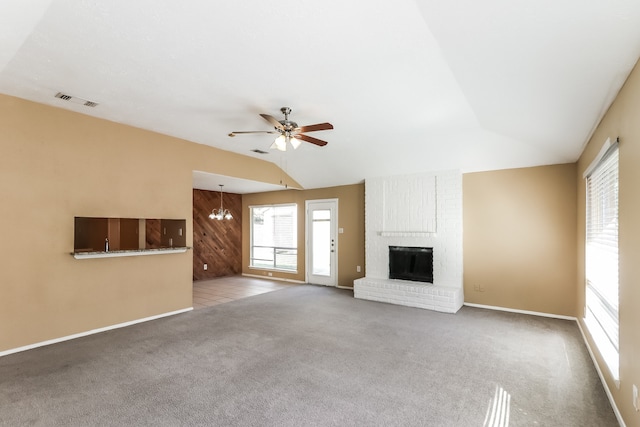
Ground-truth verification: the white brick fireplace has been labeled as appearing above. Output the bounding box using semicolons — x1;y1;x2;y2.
354;170;463;313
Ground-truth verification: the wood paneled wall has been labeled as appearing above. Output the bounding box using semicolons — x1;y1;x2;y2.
145;219;162;249
193;189;242;280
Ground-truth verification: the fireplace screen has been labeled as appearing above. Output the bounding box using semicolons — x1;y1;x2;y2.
388;246;433;283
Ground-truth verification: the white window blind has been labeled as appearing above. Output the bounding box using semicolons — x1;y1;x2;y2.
250;204;297;271
585;142;619;379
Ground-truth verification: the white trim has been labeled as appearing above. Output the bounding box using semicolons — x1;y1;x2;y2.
583;137;616;178
0;308;193;358
336;285;354;290
463;302;576;321
576;320;626;427
305;198;339;287
241;273;306;284
248;203;298;271
72;247;189;259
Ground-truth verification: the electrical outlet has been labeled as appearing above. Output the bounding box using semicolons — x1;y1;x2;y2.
357;265;361;273
633;384;639;411
268;272;273;277
203;264;207;270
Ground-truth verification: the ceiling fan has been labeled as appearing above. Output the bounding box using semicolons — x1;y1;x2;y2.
228;107;333;151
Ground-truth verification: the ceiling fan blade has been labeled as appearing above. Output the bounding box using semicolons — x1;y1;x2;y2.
228;131;278;137
295;133;328;147
296;122;334;133
259;114;284;130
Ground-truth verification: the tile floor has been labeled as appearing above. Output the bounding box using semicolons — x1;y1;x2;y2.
192;275;298;309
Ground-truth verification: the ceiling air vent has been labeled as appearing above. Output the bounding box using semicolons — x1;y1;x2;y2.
55;92;99;108
251;149;269;155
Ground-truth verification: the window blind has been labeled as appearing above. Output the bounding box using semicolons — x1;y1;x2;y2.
585;143;619;357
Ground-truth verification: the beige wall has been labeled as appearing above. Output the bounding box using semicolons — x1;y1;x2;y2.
242;185;365;288
3;66;639;422
577;59;640;425
463;164;577;317
0;94;299;352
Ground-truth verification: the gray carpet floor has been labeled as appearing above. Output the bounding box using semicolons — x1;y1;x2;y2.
0;285;617;426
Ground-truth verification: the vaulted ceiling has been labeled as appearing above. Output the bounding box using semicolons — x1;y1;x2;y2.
2;0;640;193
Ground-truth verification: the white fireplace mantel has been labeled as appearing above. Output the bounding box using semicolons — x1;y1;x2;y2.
378;231;436;237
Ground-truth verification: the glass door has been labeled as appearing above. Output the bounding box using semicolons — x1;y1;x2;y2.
306;199;337;286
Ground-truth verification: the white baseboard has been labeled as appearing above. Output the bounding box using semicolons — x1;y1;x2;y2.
576;320;626;427
0;307;193;358
242;273;306;284
336;285;354;290
463;302;576;321
464;302;625;426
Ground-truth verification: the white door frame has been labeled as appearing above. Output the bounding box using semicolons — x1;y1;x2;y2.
305;199;338;286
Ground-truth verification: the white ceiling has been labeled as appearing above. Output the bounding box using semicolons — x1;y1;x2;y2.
192;171;286;195
2;0;640;193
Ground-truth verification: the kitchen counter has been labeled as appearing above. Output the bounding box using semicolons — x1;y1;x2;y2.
71;247;190;259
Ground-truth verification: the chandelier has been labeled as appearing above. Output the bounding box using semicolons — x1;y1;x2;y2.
209;184;233;220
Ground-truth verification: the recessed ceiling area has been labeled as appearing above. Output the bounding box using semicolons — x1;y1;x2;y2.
2;0;640;190
192;171;287;195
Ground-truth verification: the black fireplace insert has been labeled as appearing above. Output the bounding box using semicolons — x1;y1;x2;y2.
388;246;433;283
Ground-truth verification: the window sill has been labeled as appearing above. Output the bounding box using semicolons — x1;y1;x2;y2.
248;266;298;274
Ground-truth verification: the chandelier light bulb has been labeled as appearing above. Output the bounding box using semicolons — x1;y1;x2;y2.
209;184;233;221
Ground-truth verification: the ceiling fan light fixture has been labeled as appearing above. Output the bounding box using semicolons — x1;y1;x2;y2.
290;135;302;149
272;135;287;151
230;107;332;150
